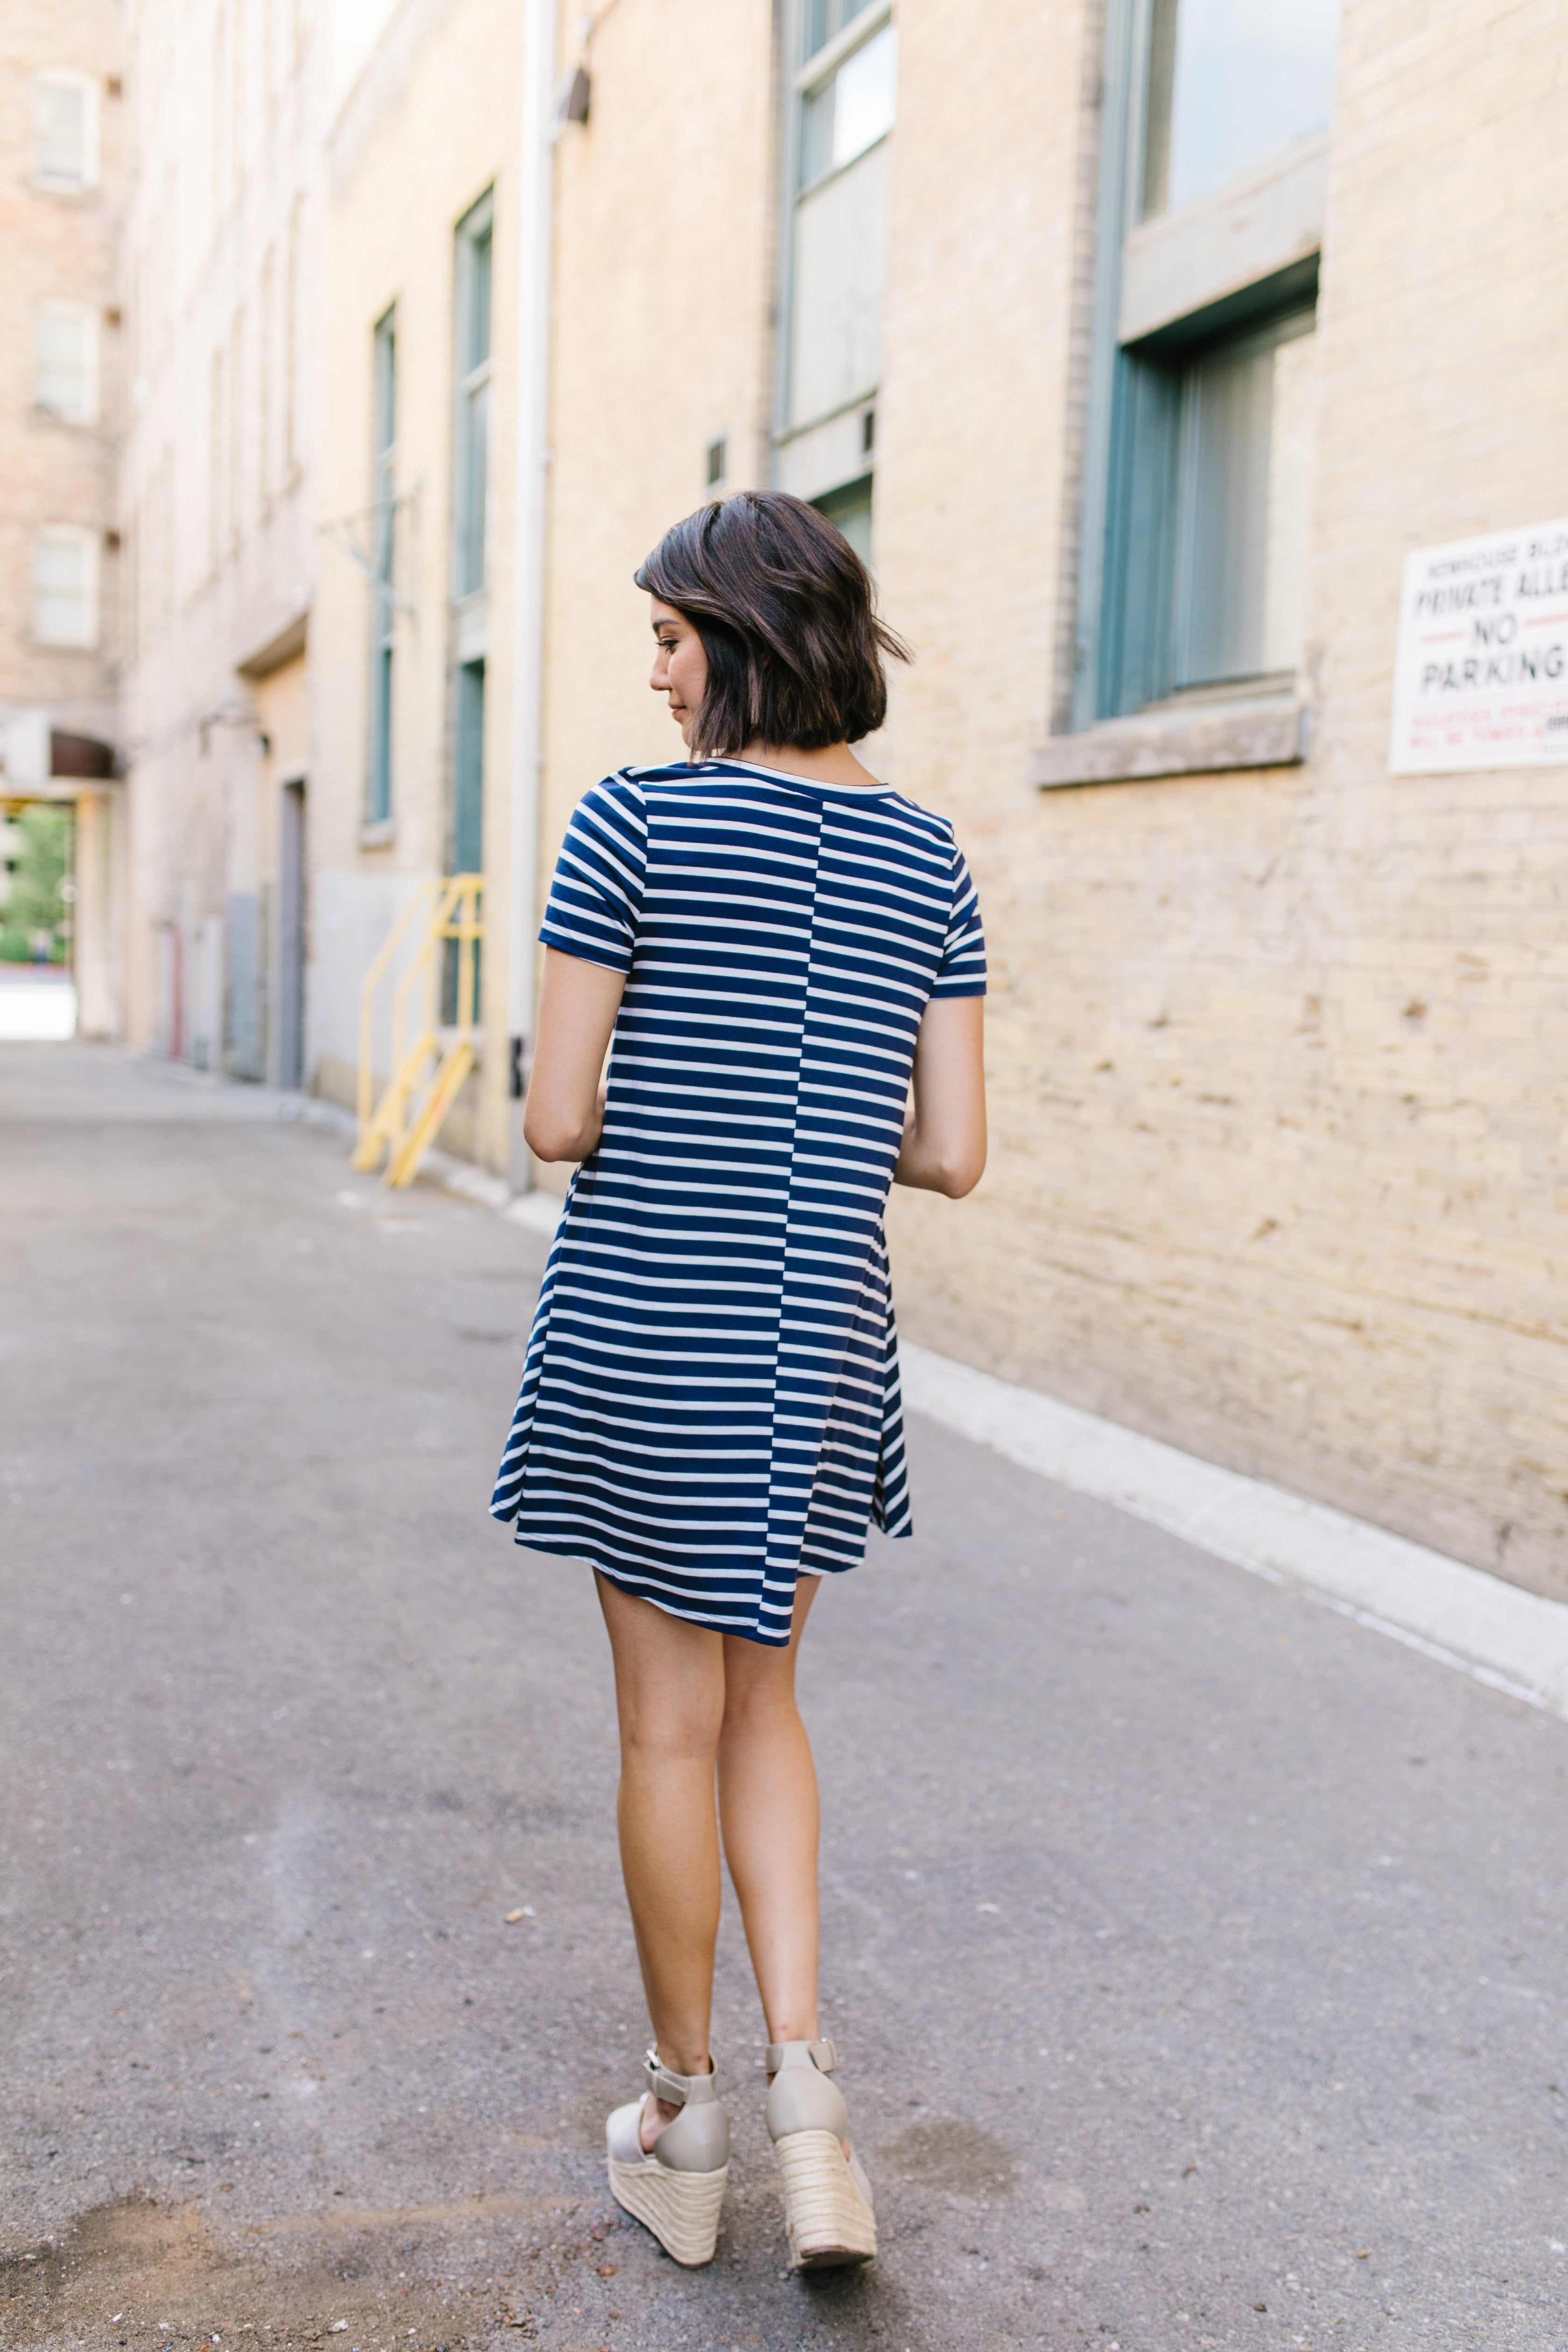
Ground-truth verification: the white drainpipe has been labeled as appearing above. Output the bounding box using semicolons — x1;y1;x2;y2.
506;0;558;1184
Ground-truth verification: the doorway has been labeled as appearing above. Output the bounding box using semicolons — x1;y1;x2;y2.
277;777;306;1091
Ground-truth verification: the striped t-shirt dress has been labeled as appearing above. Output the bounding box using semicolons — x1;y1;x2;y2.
490;757;987;1645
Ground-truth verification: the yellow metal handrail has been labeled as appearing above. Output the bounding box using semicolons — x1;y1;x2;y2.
352;873;484;1187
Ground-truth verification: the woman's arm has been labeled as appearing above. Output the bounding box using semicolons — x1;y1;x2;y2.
522;946;628;1162
893;995;987;1197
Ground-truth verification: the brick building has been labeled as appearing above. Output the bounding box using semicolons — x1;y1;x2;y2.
0;0;125;1030
304;0;540;1169
532;0;1567;1597
117;0;325;1076
117;0;1568;1598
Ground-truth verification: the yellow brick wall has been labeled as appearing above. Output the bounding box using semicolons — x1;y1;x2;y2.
537;0;1566;1597
874;0;1568;1596
539;0;778;875
0;0;122;735
314;0;528;1162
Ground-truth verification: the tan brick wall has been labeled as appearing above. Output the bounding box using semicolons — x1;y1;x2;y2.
539;0;778;882
312;0;529;1166
534;0;777;1190
130;0;1562;1592
118;0;319;1061
0;0;122;739
873;0;1568;1596
532;0;1568;1595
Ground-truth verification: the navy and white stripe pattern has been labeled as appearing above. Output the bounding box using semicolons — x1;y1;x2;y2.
491;758;986;1645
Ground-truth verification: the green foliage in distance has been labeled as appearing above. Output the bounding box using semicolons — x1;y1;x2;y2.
0;804;75;963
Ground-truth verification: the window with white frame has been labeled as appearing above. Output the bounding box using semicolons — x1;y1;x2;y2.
34;527;100;647
775;1;893;564
32;70;99;191
1076;0;1340;729
34;302;99;423
452;192;493;603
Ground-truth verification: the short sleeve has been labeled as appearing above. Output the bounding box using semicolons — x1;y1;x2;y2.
537;777;648;974
930;844;987;998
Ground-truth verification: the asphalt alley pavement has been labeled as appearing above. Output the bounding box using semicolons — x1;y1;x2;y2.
2;1042;1566;2352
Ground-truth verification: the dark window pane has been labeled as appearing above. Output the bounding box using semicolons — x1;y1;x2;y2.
803;0;877;64
373;307;396;452
456;380;489;596
453;658;486;875
369;643;393;824
466;226;492;371
1175;331;1275;686
812;474;874;568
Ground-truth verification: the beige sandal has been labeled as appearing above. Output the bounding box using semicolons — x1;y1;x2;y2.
605;2049;729;2267
766;2039;877;2269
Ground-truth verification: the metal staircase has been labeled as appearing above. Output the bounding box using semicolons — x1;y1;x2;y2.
352;873;483;1187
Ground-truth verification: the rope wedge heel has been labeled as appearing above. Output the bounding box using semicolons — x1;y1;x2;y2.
766;2040;877;2269
605;2051;729;2267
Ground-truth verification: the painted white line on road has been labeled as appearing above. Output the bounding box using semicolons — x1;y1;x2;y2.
900;1341;1568;1723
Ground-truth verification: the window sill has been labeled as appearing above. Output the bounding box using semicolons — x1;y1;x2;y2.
1030;697;1310;790
1120;134;1328;348
360;818;395;848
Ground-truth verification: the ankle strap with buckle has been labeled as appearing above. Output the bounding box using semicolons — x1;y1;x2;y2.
764;2038;838;2075
643;2048;720;2106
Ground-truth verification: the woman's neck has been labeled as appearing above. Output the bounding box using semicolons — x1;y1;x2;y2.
734;738;885;789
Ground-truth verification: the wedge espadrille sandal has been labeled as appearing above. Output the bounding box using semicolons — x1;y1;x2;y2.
605;2049;729;2267
765;2039;876;2269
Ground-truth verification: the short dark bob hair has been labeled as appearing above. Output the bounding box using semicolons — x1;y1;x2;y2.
634;491;910;760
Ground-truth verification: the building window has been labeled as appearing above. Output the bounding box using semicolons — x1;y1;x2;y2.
34;302;99;423
799;14;896;186
1074;0;1339;730
1173;310;1317;687
706;435;727;490
774;2;893;556
1141;0;1340;220
453;192;493;602
814;476;874;567
32;71;99;192
452;659;485;875
368;304;397;827
34;527;100;647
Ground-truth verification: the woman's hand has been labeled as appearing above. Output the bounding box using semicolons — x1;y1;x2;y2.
893;996;987;1197
522;948;627;1162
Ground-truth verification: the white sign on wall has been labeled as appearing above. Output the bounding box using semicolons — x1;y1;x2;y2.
1389;518;1568;773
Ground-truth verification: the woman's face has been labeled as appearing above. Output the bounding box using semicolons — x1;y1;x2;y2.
649;600;707;748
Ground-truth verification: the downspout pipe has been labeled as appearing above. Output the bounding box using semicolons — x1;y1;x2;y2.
506;0;557;1184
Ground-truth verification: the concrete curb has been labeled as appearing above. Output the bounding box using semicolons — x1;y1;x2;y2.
899;1341;1568;1723
290;1099;1568;1727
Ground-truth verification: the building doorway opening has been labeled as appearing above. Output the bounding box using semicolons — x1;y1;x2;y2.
278;777;306;1090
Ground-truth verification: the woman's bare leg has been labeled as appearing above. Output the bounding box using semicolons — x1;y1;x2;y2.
595;1575;726;2140
718;1575;822;2045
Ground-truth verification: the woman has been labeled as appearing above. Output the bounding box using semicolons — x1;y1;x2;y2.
492;492;986;2271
